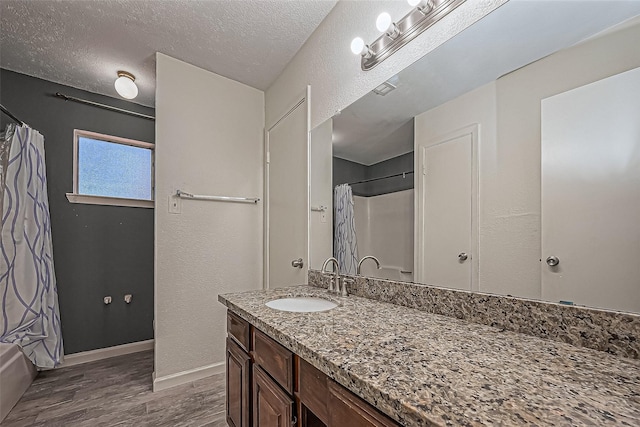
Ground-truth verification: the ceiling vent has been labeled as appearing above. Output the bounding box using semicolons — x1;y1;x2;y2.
372;81;397;96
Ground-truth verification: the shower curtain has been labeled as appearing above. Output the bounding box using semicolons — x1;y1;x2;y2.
334;184;358;275
0;124;63;369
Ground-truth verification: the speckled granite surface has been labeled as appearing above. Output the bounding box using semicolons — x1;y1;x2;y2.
219;286;640;426
308;270;640;359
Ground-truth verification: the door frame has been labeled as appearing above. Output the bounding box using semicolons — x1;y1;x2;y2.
415;123;479;290
264;86;311;290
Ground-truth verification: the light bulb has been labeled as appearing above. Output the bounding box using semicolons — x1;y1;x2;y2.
412;0;435;14
114;71;138;99
376;12;392;33
350;37;365;55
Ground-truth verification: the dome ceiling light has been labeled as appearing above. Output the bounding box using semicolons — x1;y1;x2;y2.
114;71;138;100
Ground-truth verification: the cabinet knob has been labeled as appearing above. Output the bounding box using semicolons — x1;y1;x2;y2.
291;258;304;268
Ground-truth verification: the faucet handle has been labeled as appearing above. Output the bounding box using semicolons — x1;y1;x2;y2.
340;277;355;297
328;275;336;293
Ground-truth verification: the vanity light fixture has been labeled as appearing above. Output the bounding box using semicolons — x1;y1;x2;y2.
351;0;467;71
114;71;138;100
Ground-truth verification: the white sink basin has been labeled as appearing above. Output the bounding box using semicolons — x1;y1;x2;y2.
265;297;338;313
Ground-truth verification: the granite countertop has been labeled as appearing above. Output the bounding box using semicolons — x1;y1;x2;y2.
218;286;640;426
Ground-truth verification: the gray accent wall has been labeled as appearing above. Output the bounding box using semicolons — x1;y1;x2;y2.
1;69;155;354
333;152;414;197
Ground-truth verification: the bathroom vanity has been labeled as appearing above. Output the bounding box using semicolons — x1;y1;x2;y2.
225;310;399;427
219;282;640;427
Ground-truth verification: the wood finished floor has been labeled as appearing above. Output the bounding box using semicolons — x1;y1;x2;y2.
3;350;228;427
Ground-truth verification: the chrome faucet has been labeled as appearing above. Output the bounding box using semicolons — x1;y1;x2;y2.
357;255;381;275
321;257;340;293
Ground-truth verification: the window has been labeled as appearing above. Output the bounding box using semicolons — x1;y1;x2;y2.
66;130;154;208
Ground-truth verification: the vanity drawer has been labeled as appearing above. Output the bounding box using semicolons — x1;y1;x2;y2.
227;311;251;352
252;328;294;394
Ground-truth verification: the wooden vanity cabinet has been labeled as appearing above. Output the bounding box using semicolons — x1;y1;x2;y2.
227;338;251;427
225;310;400;427
226;312;252;427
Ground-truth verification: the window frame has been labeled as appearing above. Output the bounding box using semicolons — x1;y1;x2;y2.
66;129;155;208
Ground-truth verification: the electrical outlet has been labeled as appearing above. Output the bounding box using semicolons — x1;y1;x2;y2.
169;195;181;214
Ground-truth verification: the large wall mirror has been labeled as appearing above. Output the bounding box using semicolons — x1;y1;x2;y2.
309;0;640;314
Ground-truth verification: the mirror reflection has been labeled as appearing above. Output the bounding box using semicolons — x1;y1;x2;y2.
310;0;640;313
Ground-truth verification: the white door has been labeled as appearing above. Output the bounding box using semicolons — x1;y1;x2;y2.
541;67;640;312
266;90;310;289
417;127;476;290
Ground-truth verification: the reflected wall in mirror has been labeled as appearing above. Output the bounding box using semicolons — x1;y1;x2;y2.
309;0;640;313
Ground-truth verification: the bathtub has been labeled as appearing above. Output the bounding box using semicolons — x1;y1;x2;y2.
360;264;414;282
0;342;37;422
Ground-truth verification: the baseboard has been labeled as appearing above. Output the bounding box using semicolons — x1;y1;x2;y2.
61;339;154;367
152;361;225;392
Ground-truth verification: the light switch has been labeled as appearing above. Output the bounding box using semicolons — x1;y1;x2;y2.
169;195;181;214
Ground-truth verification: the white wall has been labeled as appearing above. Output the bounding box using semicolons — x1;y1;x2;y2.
414;20;640;299
266;0;507;129
154;53;264;387
354;190;414;281
309;119;333;270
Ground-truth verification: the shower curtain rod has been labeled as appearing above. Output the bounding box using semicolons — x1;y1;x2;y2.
0;104;24;125
54;92;155;121
346;170;414;186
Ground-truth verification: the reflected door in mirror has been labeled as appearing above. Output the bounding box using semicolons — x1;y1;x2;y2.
541;67;640;313
418;130;474;290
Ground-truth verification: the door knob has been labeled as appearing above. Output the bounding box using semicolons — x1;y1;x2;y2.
546;256;559;267
291;258;304;268
458;252;468;261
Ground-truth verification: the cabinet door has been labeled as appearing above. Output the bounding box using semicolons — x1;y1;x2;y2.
227;338;251;427
253;365;294;427
327;381;399;427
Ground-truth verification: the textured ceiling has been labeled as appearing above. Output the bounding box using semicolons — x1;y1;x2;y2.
0;0;337;107
333;0;640;165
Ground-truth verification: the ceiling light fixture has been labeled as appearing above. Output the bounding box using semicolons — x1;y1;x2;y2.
114;71;138;100
351;0;467;71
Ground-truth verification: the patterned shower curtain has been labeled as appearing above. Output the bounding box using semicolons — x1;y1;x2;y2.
1;124;63;369
334;184;358;275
